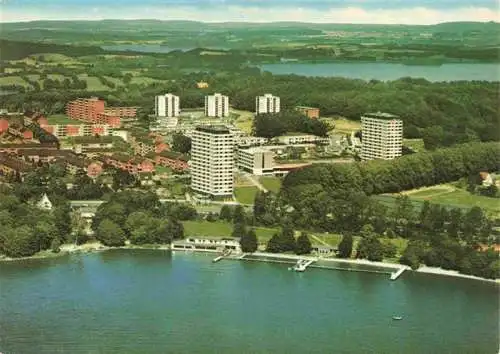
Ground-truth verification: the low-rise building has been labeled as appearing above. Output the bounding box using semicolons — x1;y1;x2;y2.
296;106;320;119
275;135;329;145
71;136;114;153
154;151;189;172
237;135;269;147
104;153;155;174
172;237;241;253
238;147;275;175
0;153;33;178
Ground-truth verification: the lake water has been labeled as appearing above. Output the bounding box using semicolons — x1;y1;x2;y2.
260;62;500;82
1;250;498;353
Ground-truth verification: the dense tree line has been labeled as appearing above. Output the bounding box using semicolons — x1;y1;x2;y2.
282;142;500;202
0;39;105;60
0;185;72;258
253;110;328;138
92;191;190;246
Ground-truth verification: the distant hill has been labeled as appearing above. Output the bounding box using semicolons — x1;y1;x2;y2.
0;39;105;60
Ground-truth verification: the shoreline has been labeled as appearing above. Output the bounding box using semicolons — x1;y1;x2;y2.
1;244;498;284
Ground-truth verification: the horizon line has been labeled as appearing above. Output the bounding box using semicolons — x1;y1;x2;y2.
1;19;499;25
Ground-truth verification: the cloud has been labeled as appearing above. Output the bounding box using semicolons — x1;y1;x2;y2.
1;3;499;24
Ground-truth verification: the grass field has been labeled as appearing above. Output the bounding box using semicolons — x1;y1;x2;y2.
231;109;254;134
403;138;426;152
77;74;112;91
331;118;361;134
374;184;500;217
234;186;259;204
408;186;500;214
0;76;30;87
259;176;282;193
182;220;278;242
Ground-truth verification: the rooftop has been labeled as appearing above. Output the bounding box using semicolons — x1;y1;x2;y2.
195;125;231;134
362;112;400;120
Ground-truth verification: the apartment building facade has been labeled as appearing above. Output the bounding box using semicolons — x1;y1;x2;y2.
66;97;137;128
204;93;229;118
238;147;274;176
155;93;180;117
256;94;280;114
360;112;403;160
191;125;234;198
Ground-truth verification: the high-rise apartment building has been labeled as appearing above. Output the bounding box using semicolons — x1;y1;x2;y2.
256;94;280;114
204;93;229;118
155;94;180;117
191;125;234;198
360;112;403;160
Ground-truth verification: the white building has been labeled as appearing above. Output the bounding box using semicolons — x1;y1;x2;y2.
155;93;180;117
275;134;329;145
238;147;275;175
37;193;53;211
256;94;280;114
237;135;269;147
191;125;234;198
360;112;403;160
204;93;229;118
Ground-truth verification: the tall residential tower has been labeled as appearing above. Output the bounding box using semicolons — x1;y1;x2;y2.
204;93;229;118
256;94;280;114
191;125;235;198
155;93;180;117
360;112;403;160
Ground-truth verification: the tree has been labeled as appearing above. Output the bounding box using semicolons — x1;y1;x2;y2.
172;133;192;154
34;221;58;251
240;228;258;253
51;238;61;253
232;205;246;224
96;219;126;247
295;232;312;255
337;233;353;258
219;205;233;222
53;203;72;242
3;226;38;258
165;218;184;240
231;222;247;239
280;223;296;253
399;241;424;270
357;225;384;261
266;233;281;253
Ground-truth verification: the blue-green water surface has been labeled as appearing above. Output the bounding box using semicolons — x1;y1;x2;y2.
0;250;498;353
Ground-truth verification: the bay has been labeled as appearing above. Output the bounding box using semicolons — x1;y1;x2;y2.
0;250;498;353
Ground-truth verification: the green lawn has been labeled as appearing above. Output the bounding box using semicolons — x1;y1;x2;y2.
155;165;172;175
47;114;81;125
411;188;500;215
374;185;500;217
182;221;233;237
182;220;278;243
259;176;282;193
77;74;112;91
408;188;452;198
234;186;259;204
0;76;30;87
403;138;426;152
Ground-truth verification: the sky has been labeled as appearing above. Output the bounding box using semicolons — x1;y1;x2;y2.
1;0;499;24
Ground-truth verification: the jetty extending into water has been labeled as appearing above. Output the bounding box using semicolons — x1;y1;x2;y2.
232;252;406;280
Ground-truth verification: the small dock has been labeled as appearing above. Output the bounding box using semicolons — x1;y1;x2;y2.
212;249;232;263
390;266;407;280
290;259;315;272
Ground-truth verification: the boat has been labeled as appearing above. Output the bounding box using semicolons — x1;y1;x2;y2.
392;316;403;321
